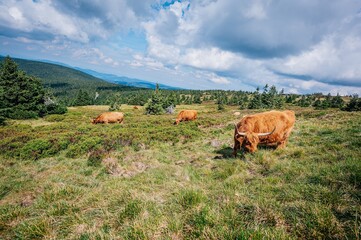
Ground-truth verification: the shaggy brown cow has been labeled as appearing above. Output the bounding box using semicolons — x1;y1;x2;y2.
133;106;139;110
233;110;295;156
174;110;197;125
92;112;124;124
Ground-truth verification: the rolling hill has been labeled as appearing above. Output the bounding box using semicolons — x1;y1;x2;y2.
0;56;136;98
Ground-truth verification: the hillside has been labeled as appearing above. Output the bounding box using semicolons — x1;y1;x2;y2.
0;105;360;239
0;56;137;99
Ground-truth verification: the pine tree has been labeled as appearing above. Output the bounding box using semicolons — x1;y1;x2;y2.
313;98;322;109
193;94;202;104
145;84;165;115
163;92;177;110
296;95;312;107
342;94;361;111
0;56;47;119
73;90;93;106
248;87;263;109
330;94;344;108
239;95;249;110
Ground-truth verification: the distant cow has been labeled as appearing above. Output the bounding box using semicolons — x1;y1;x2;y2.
92;112;124;124
174;110;198;125
133;106;139;110
233;110;295;156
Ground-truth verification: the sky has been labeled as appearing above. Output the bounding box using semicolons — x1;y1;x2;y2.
1;0;361;95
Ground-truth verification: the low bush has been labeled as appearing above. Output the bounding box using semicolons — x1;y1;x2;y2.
66;137;104;158
8;109;39;119
87;148;106;167
46;103;67;115
20;139;52;160
45;114;66;122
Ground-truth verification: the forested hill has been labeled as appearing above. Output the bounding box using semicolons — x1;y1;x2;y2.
0;56;138;99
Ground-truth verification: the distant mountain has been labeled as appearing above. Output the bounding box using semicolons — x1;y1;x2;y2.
77;68;183;90
31;58;182;90
0;56;182;103
0;56;141;102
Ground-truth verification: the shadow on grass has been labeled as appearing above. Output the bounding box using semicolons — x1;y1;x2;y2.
214;145;278;160
214;147;234;159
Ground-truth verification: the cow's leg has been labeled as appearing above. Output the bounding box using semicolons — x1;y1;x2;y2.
233;140;240;157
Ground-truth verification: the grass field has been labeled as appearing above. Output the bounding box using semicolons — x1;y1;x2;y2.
0;104;360;239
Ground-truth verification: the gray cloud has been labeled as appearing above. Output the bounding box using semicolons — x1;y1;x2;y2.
142;0;361;94
1;0;361;95
186;0;361;58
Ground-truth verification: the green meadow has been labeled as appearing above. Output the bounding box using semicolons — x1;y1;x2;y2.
0;104;360;239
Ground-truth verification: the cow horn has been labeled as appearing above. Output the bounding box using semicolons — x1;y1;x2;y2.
234;123;247;136
257;127;276;136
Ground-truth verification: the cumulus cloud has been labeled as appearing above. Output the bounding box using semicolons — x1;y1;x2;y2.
0;0;89;42
140;0;361;93
0;0;159;43
1;0;361;94
187;0;361;58
73;47;119;66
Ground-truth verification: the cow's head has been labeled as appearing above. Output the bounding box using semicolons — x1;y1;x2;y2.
234;124;275;153
91;118;96;124
174;119;180;125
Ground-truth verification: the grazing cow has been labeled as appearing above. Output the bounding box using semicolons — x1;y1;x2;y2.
92;112;124;124
174;110;197;125
233;110;295;156
133;106;139;110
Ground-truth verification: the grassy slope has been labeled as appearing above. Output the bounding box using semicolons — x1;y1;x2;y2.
0;57;134;97
0;105;360;239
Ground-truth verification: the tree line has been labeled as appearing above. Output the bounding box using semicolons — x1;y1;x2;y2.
1;56;360;123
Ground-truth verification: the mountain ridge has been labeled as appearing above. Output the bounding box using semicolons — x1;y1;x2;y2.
77;68;183;90
0;56;182;91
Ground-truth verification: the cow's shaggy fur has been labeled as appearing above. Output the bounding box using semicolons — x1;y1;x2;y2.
174;110;198;125
233;110;295;156
92;112;124;124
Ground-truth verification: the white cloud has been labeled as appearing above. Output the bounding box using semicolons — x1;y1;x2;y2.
207;74;231;84
129;54;164;70
193;71;232;85
277;33;361;87
0;0;89;42
72;47;119;67
2;0;361;94
180;48;238;71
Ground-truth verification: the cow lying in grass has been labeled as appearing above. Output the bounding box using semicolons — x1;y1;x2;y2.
92;112;124;124
233;110;295;156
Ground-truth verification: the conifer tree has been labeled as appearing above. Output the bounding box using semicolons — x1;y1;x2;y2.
313;98;322;109
342;94;361;111
248;87;263;109
145;84;165;115
330;93;344;108
0;56;47;119
73;89;93;106
193;94;202;104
